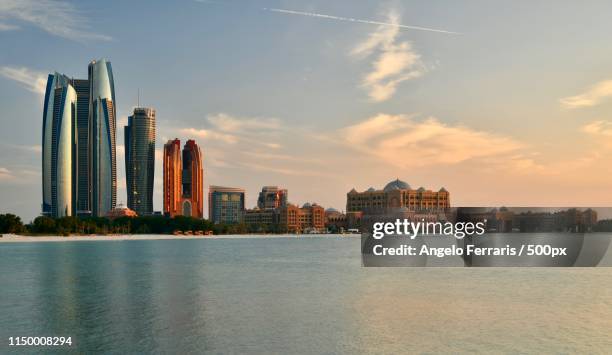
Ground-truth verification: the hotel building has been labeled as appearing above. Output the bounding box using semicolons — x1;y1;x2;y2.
278;203;325;233
163;139;182;217
125;107;156;216
209;186;245;224
181;140;204;218
347;179;450;214
163;139;204;218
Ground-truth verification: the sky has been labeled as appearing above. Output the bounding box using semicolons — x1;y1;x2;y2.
1;0;612;222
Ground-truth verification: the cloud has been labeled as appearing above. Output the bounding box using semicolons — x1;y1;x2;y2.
560;80;612;109
180;128;238;144
0;167;13;180
0;22;18;30
177;113;283;146
582;120;612;137
338;114;524;167
0;0;111;41
352;11;426;102
0;66;48;95
208;113;282;132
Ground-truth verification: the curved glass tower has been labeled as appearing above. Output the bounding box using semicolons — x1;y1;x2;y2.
88;59;117;217
42;73;78;217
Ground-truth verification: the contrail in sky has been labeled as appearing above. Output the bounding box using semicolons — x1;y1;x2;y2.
263;8;460;35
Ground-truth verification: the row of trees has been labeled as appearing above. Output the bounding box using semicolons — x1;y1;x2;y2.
0;214;257;236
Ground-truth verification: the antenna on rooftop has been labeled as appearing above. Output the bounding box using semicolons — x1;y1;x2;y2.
137;88;140;107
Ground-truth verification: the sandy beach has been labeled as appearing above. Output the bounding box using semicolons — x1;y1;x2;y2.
0;233;357;243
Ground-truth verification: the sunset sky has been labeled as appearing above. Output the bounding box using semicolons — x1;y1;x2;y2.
1;0;612;221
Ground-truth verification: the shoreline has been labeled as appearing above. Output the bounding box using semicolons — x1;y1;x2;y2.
0;233;359;243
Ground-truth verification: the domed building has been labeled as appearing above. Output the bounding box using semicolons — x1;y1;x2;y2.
346;179;450;214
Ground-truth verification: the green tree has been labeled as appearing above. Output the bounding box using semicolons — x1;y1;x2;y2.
31;216;57;234
0;214;25;234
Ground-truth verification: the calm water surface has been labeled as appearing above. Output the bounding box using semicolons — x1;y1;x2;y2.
1;236;612;354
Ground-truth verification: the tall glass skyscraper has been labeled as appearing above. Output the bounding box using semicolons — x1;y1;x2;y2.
42;73;78;217
125;107;156;216
88;59;117;217
72;79;90;215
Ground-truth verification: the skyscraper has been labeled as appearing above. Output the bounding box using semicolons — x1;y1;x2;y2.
72;79;90;215
181;140;204;218
88;59;117;217
163;139;204;218
125;107;156;216
163;139;182;217
209;186;245;224
42;73;78;217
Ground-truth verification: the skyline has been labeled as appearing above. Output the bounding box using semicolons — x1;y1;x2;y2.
2;1;612;221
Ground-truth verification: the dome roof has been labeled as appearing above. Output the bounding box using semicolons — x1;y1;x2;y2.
439;187;448;193
326;208;339;213
417;187;426;192
302;202;312;208
366;187;376;192
383;179;411;192
348;188;357;194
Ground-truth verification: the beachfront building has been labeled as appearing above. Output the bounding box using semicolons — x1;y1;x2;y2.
278;203;325;233
163;139;182;217
181;140;204;218
163;139;204;218
209;186;245;224
346;179;450;214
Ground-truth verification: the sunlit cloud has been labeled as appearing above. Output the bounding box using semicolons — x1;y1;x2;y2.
0;66;48;96
338;114;524;167
0;0;111;41
560;80;612;108
0;167;13;180
180;127;238;144
351;11;426;102
208;113;282;132
582;120;612;137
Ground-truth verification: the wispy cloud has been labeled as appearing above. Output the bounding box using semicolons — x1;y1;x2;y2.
0;0;111;41
0;66;48;96
0;167;13;180
264;8;459;34
352;11;426;102
338;114;524;167
582;120;612;137
178;113;284;147
180;127;238;144
560;80;612;109
208;113;281;132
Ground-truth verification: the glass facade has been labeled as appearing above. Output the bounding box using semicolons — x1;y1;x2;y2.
71;79;90;215
209;186;245;224
42;73;78;217
89;59;117;217
125;108;156;216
